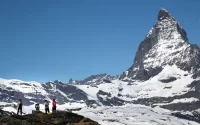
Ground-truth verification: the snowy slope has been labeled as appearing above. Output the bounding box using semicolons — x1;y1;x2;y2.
0;78;46;94
0;64;192;108
74;65;196;102
0;78;91;105
0;65;197;113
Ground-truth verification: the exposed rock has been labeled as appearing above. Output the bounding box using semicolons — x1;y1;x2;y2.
0;109;15;116
97;90;126;106
161;102;200;111
188;80;200;91
66;108;82;112
159;77;177;83
69;73;115;85
103;79;112;83
0;110;99;125
172;112;200;124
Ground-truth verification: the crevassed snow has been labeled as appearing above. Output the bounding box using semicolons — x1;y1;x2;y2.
75;104;200;125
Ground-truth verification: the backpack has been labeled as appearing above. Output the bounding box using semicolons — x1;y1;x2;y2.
45;102;49;108
18;102;22;108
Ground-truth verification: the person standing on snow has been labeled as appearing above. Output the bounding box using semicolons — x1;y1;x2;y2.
44;100;50;114
52;99;57;113
17;99;23;115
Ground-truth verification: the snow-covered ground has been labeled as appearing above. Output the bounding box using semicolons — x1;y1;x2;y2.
1;102;200;125
75;104;200;125
1;102;87;114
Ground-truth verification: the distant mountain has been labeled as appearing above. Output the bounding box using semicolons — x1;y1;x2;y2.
68;73;117;85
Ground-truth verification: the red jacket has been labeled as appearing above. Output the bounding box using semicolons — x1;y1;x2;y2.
52;101;56;107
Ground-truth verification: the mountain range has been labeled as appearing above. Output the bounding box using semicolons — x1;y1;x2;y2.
1;8;200;116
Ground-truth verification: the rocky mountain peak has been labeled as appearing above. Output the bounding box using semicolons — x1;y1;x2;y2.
120;8;200;81
158;8;172;21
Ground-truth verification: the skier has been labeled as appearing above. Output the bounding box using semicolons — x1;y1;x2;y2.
52;99;57;113
17;99;23;115
44;100;50;114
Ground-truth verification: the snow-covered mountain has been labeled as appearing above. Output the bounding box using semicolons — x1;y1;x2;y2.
68;73;116;85
120;8;200;81
1;8;200;124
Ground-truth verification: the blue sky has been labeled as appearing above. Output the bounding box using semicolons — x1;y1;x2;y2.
0;0;200;83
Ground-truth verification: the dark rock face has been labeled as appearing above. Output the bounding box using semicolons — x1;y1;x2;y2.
97;90;125;106
172;112;200;124
161;102;200;111
158;8;172;21
42;82;97;106
0;110;100;125
187;80;200;90
159;77;177;83
120;8;200;81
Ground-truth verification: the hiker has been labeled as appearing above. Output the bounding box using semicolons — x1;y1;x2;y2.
35;103;40;111
52;99;56;113
44;100;49;114
17;99;23;115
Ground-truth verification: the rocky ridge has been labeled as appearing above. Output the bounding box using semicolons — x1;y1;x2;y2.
0;109;99;125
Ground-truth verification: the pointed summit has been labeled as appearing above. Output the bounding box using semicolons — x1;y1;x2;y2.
158;8;172;21
120;8;200;81
160;8;168;12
